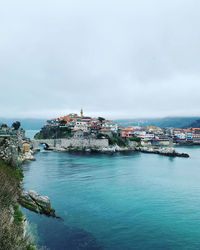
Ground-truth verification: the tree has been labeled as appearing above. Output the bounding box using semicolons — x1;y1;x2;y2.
98;117;105;122
12;121;21;130
59;120;67;126
1;124;7;128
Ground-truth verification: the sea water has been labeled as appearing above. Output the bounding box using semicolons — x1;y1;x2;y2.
22;145;200;250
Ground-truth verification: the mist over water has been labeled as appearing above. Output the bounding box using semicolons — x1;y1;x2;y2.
22;146;200;250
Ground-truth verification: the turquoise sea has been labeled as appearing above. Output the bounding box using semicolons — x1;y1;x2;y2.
22;134;200;249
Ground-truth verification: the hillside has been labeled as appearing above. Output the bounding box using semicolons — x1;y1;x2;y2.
189;119;200;128
116;117;200;129
0;161;35;250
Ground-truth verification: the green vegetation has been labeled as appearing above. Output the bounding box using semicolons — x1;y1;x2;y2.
35;126;72;139
26;244;37;250
189;119;200;128
0;160;34;250
129;137;141;143
97;133;127;147
19;199;38;213
98;117;105;122
13;204;24;225
0;160;24;182
116;117;200;129
1;123;8;128
12;121;21;130
108;137;127;147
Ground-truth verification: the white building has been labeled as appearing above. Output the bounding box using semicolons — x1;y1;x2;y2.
102;121;118;133
74;121;89;132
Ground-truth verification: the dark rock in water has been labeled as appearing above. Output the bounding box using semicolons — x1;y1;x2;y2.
136;147;190;158
175;152;189;158
19;190;56;217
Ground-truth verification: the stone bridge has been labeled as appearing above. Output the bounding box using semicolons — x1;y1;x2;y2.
32;138;109;150
32;139;58;149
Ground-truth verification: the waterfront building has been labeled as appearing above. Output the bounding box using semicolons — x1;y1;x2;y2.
185;131;194;142
193;129;200;143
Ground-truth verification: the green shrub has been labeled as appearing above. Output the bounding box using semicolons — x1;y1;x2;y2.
116;138;127;147
129;137;141;143
13;204;24;225
26;244;37;250
0;160;24;183
0;161;32;250
108;137;127;147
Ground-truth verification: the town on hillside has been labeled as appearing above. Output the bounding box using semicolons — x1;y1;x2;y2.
34;109;200;146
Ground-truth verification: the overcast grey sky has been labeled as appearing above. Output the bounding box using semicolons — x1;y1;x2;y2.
0;0;200;119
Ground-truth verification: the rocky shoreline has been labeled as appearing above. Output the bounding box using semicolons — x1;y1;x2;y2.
50;144;190;158
135;146;190;158
19;190;58;218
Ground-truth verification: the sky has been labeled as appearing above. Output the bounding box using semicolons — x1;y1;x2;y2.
0;0;200;119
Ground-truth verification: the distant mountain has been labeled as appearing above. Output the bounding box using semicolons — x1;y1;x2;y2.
0;118;46;130
189;119;200;128
1;116;199;130
116;117;200;129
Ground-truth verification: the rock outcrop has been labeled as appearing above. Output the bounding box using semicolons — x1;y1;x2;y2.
19;190;56;217
0;135;22;167
135;147;190;158
0;134;36;168
39;139;189;158
21;150;36;161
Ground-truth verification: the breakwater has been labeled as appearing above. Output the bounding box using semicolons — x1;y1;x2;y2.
136;146;190;158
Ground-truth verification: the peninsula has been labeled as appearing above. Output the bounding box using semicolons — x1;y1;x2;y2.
33;110;190;157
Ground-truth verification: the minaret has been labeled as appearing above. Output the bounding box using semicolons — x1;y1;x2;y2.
80;108;83;118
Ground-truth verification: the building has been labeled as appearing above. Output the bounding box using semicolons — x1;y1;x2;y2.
102;121;118;133
74;121;89;132
185;131;193;142
193;129;200;143
121;127;135;138
141;137;171;147
90;124;100;134
71;129;84;138
22;141;31;152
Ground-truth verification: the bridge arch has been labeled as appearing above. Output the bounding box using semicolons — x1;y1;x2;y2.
32;139;57;150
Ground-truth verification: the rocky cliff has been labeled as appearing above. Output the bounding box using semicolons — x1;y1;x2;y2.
0;132;36;249
0;134;35;168
0;135;22;168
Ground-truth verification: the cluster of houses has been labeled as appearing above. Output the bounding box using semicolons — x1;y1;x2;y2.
165;127;200;144
122;126;200;145
1;113;200;150
46;110;119;138
45;110;200;146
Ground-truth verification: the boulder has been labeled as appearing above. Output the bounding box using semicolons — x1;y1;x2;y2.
19;190;56;217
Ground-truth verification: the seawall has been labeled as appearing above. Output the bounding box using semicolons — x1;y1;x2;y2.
33;138;109;150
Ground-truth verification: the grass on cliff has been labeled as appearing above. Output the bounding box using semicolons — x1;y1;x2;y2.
0;160;33;250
